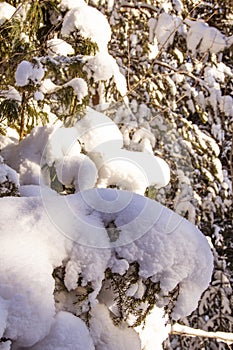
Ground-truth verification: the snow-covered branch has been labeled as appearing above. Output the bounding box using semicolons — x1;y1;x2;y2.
170;323;233;345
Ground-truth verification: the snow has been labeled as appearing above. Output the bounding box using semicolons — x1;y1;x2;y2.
0;2;15;25
0;125;83;186
39;79;60;94
0;156;19;187
135;306;169;350
47;38;74;56
92;149;170;195
186;19;227;55
54;154;98;192
64;77;88;101
31;311;95;350
74;107;123;152
61;5;111;51
0;86;21;102
0;188;213;347
15;60;45;87
154;13;182;49
60;0;86;10
90;304;141;350
19;185;58;197
85;52;127;96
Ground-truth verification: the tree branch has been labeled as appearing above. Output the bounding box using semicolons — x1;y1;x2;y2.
170;323;233;345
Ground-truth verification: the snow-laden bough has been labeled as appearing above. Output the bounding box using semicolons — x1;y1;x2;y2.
0;188;213;348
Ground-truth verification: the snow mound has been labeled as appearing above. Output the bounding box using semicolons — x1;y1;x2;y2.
91;149;170;195
90;304;141;350
0;189;213;347
31;311;95;350
74;107;123;152
61;5;111;51
15;60;45;87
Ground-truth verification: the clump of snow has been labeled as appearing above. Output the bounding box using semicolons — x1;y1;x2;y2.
0;2;15;25
60;0;86;11
47;38;74;56
64;77;88;101
39;79;60;94
0;156;19;196
15;60;45;87
61;5;111;51
154;13;182;49
31;311;95;350
91;149;170;195
85;52;127;96
74;107;123;152
0;125;82;186
186;19;229;55
0;86;21;102
135;306;169;350
45;126;81;166
54;154;98;192
90;304;141;350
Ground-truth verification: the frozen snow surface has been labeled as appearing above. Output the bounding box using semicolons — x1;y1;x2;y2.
0;188;213;348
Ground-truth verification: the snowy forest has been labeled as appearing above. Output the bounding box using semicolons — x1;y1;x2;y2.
0;0;232;349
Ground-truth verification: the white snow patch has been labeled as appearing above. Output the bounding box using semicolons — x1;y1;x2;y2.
74;107;123;152
64;77;88;101
47;38;74;56
0;2;15;25
61;5;111;51
0;188;213;347
90;304;141;350
15;60;45;87
30;311;95;350
0;86;21;102
91;149;170;195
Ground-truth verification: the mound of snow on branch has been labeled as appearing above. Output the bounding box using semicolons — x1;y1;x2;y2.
0;188;213;348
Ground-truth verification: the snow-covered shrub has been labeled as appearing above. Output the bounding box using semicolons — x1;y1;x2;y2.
0;189;213;348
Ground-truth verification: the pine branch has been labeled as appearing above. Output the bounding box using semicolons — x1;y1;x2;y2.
170;323;233;345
